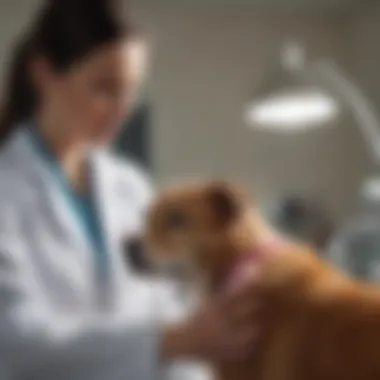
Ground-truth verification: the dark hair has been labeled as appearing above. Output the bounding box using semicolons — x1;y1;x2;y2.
0;0;139;144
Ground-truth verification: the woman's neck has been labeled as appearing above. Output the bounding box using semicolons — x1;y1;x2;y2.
36;117;90;194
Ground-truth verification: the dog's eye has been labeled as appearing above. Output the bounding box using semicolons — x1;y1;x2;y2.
164;210;188;229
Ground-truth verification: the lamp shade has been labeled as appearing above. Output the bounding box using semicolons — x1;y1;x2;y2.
245;87;339;132
245;43;340;132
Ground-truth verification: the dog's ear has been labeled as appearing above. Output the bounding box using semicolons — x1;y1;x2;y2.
207;182;247;225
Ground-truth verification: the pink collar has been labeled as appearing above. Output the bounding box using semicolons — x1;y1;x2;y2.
223;233;286;292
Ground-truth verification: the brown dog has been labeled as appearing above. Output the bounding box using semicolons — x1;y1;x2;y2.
143;181;380;380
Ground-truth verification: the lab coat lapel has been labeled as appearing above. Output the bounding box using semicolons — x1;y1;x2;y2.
19;131;96;256
19;134;125;311
13;128;135;312
10;129;96;305
89;151;118;310
90;151;133;310
92;151;144;311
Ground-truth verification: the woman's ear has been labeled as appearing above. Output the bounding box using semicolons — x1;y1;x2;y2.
29;55;57;94
207;182;247;225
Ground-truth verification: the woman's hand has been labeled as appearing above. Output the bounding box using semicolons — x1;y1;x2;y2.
162;280;259;363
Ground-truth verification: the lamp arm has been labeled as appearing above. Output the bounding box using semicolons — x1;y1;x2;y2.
312;60;380;164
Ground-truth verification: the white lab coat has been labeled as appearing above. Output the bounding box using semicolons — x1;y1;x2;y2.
0;126;212;380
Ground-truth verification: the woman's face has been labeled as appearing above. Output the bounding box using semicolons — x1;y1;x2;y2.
35;39;148;145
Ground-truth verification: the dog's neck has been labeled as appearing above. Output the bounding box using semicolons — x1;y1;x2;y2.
227;233;285;289
208;231;287;294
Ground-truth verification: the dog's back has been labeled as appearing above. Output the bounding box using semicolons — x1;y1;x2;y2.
218;247;380;380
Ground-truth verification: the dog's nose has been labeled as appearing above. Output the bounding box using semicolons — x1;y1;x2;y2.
124;236;152;273
128;236;143;258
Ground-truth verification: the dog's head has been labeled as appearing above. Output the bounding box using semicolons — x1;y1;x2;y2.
139;181;267;289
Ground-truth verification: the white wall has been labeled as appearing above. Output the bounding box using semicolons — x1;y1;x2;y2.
132;4;361;222
0;1;366;222
338;1;380;214
348;2;380;171
349;3;380;106
0;0;40;89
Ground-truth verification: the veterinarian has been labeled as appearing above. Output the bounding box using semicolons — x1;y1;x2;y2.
0;1;258;379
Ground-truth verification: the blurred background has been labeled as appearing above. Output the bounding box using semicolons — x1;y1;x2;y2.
2;0;380;278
